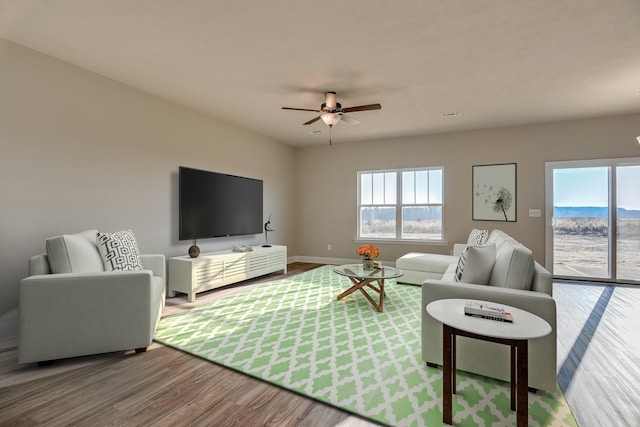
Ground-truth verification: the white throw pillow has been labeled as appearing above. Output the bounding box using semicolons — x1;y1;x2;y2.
467;228;489;246
97;229;143;271
454;244;496;285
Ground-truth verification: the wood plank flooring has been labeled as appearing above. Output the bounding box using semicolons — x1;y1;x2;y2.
1;263;638;426
553;281;640;426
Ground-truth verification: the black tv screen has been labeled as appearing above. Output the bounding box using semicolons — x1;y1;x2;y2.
179;166;263;240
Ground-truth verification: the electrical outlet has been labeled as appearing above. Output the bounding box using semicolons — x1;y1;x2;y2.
327;244;332;251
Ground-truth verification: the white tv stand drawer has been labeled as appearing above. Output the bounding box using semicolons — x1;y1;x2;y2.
168;245;287;301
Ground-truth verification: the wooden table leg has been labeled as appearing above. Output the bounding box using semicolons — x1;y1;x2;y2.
438;327;531;426
443;324;453;425
510;343;516;411
452;329;456;394
516;340;528;427
336;277;366;300
337;277;385;312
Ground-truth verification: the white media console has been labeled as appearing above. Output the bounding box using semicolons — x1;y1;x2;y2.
168;245;287;302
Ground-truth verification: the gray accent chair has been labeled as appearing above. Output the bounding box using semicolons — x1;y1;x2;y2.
401;230;557;392
19;230;165;365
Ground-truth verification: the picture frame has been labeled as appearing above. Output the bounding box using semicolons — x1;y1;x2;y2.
472;163;517;222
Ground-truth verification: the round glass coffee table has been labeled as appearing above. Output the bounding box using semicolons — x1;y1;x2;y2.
333;264;403;312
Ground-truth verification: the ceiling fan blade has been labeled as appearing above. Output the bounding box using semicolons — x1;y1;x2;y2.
303;116;321;125
282;107;321;112
339;114;360;125
342;103;382;113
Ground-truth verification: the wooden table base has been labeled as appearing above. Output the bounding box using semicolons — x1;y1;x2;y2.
336;276;386;312
442;325;529;426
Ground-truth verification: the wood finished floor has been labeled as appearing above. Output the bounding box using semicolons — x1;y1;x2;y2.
553;281;640;426
1;263;638;426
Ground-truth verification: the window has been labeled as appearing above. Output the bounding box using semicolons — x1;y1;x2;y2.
358;167;443;241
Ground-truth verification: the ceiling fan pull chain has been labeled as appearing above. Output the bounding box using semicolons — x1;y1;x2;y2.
329;125;333;146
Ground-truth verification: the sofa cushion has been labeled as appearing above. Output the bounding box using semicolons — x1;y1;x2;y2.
396;252;457;274
97;230;143;271
488;232;535;290
453;244;496;285
45;229;104;274
467;228;489;246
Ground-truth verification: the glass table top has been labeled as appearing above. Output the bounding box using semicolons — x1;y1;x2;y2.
333;263;403;280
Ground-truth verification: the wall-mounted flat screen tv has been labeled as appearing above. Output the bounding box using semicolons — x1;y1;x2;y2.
179;166;263;240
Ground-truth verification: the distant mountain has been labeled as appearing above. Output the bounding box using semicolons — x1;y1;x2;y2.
554;206;640;219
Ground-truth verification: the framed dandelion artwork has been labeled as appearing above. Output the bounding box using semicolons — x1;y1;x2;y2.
472;163;517;222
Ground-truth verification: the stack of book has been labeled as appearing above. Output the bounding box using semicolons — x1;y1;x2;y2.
464;301;513;323
232;245;253;252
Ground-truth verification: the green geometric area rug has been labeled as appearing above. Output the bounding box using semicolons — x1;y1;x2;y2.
155;265;576;427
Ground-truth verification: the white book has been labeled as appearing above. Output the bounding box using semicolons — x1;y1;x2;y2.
464;301;513;322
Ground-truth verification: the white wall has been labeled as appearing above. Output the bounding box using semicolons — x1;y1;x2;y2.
294;114;640;266
0;40;296;335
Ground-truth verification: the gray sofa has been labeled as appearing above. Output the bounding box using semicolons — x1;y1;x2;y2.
397;229;556;392
19;229;166;365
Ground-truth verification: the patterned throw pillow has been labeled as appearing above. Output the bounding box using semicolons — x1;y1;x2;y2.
97;229;143;271
467;228;489;246
454;244;496;285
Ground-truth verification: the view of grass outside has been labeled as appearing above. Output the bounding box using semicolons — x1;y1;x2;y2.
618;219;640;280
360;219;442;240
553;163;640;282
360;206;443;240
553;217;640;280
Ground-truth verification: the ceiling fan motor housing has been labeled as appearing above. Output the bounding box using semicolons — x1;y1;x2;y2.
321;102;342;113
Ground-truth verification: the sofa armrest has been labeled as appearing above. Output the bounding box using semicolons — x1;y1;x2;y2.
532;261;552;296
421;279;557;392
452;243;467;257
140;254;166;280
28;254;51;275
422;279;556;317
19;270;163;364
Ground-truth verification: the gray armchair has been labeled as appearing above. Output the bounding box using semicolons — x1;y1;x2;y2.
420;230;557;392
19;230;165;365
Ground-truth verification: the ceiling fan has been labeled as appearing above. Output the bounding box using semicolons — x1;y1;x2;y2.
282;91;381;144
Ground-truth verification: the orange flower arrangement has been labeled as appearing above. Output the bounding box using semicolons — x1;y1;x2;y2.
356;244;379;259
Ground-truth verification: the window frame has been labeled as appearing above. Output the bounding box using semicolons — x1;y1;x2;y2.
356;166;445;243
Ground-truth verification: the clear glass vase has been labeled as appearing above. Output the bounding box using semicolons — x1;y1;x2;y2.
362;257;375;270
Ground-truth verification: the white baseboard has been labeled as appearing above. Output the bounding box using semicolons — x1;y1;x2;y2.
289;255;397;268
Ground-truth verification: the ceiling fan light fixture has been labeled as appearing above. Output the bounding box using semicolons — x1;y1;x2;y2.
321;112;341;126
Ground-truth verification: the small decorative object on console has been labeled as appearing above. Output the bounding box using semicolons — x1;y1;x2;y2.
263;214;274;247
464;301;513;322
232;245;253;252
357;244;380;270
188;240;200;258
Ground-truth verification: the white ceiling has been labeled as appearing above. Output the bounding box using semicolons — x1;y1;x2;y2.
1;0;640;146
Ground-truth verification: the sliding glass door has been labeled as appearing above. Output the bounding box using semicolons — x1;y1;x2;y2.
546;159;640;284
617;165;640;281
